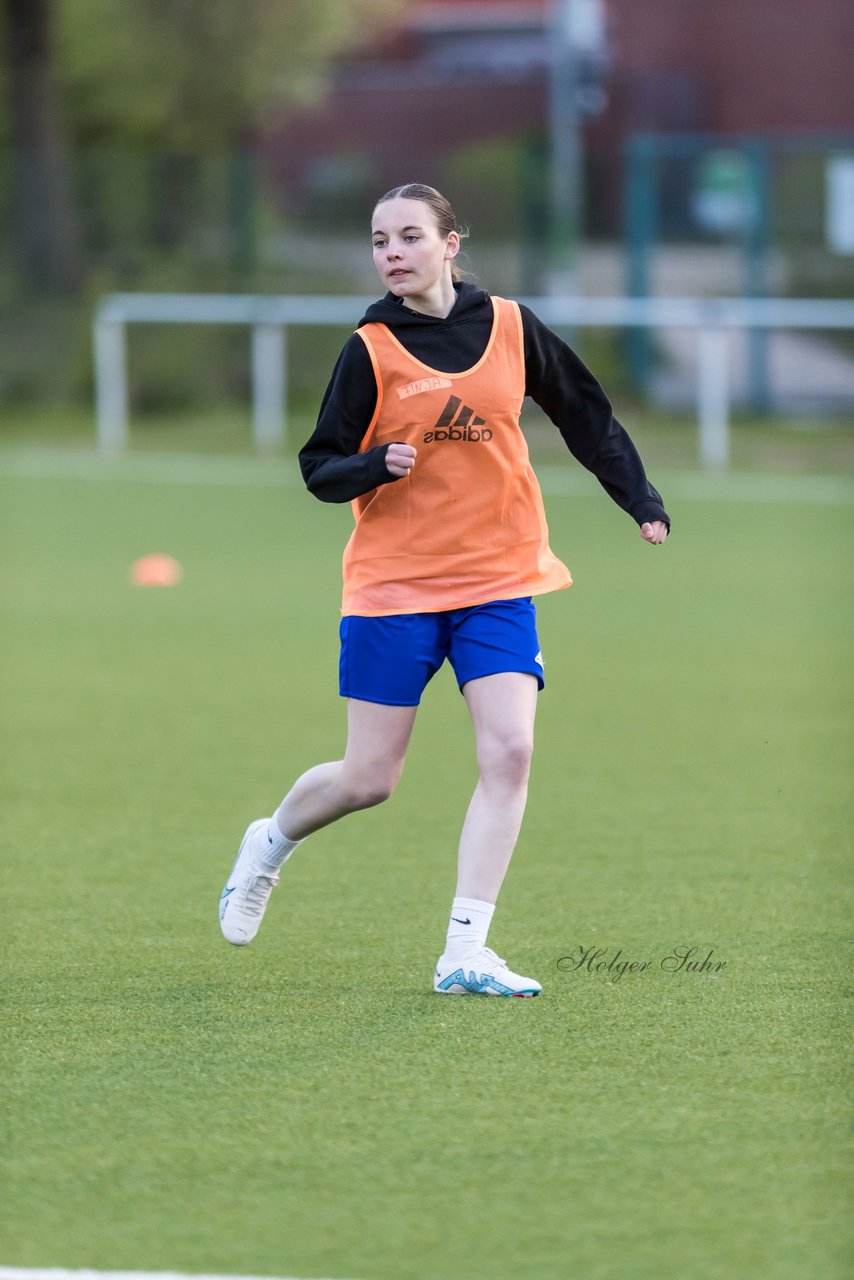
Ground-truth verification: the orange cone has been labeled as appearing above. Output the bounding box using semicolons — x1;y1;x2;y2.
130;554;182;587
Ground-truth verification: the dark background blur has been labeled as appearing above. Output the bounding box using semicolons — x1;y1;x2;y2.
2;0;853;423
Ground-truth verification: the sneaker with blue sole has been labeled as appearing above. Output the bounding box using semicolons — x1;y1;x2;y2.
219;818;279;946
434;947;542;997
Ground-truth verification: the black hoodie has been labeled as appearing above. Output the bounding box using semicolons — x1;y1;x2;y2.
299;283;670;531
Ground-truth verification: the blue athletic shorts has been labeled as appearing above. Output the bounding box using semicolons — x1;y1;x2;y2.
338;597;544;706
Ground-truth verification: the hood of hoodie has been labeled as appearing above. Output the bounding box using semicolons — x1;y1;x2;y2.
358;281;491;330
357;282;495;375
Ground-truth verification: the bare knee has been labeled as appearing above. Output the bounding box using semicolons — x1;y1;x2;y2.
339;760;404;811
479;734;534;789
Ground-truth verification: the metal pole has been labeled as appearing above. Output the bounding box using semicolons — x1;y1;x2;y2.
548;0;580;297
697;326;730;469
251;323;285;452
624;135;656;393
94;316;129;453
744;139;771;412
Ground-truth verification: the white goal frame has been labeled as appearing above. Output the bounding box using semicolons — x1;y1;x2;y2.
93;293;854;467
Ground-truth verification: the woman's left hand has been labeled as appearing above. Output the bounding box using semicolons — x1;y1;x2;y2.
640;521;668;544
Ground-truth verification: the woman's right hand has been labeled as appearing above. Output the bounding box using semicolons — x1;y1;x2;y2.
385;442;417;478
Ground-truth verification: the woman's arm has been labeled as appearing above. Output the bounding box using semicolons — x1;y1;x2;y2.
520;305;671;532
299;337;399;503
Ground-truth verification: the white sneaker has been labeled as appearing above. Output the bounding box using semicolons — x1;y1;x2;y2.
434;947;542;997
219;818;279;946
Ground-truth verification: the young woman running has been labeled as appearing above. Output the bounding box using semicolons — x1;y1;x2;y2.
219;183;669;997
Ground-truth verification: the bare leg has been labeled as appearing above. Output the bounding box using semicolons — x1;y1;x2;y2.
455;672;538;904
274;698;418;841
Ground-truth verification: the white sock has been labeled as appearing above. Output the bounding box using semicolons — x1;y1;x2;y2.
444;897;495;958
254;816;303;870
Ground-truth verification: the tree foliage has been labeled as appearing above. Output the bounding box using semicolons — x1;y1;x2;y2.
0;0;404;290
54;0;404;147
0;0;404;147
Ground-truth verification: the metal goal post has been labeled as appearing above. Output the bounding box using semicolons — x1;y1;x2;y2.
93;293;854;467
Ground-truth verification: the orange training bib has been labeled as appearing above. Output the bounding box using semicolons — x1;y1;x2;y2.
341;296;572;616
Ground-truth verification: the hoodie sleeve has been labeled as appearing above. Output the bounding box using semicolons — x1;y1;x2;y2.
520;305;671;530
298;335;398;503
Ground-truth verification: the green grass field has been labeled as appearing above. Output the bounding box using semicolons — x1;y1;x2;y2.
1;443;852;1280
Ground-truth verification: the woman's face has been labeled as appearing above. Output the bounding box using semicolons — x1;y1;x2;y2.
371;197;459;300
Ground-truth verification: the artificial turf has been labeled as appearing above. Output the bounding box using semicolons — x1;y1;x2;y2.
1;447;851;1280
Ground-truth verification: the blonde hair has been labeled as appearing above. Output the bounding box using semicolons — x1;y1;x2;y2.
374;183;470;282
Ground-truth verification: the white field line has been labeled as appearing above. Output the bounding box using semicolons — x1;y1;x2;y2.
0;449;302;490
1;447;853;506
0;1270;357;1280
536;463;854;506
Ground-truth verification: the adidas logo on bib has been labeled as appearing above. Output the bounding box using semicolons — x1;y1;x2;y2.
423;394;493;444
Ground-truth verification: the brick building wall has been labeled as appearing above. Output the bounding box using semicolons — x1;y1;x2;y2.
264;0;854;229
602;0;854;133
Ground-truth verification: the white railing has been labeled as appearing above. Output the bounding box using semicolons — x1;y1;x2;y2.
93;293;854;467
